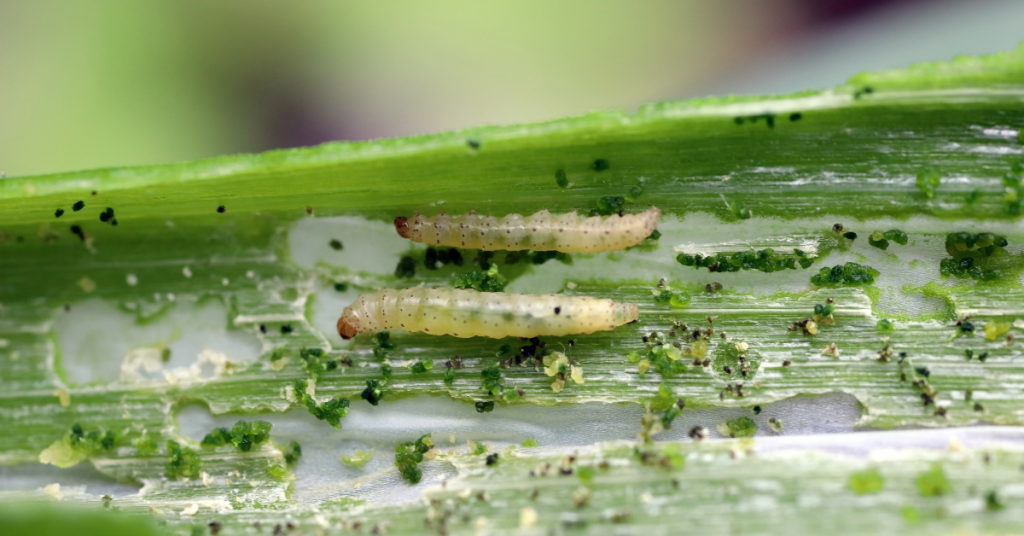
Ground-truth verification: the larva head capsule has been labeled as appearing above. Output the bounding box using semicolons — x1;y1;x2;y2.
613;302;640;325
394;216;412;238
337;312;361;340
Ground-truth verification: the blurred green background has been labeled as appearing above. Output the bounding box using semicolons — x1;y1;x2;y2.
1;0;1022;178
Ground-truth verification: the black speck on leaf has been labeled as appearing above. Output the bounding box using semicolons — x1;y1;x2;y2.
72;201;85;211
217;205;226;213
55;208;64;218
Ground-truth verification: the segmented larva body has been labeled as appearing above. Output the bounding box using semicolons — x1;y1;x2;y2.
394;206;661;253
337;287;639;339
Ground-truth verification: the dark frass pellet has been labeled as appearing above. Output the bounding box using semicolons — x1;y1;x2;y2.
555;169;569;188
361;379;384;406
475;401;495;413
596;196;625;216
55;208;64;218
217;205;226;213
72;200;85;211
395;256;416;278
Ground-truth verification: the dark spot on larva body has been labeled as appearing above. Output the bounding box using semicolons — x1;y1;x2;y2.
72;201;85;211
592;159;610;171
217;205;226;213
789;112;802;121
70;225;85;241
467;139;481;150
55;208;64;218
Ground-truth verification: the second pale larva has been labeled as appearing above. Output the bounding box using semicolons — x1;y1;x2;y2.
337;287;638;339
393;206;661;253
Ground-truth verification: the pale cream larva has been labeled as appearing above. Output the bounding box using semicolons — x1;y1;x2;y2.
337;287;639;339
393;207;661;253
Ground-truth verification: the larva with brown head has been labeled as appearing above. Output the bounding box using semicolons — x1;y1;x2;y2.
337;287;639;339
394;206;661;253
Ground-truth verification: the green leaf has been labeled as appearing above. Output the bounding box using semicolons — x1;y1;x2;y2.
2;43;1024;533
